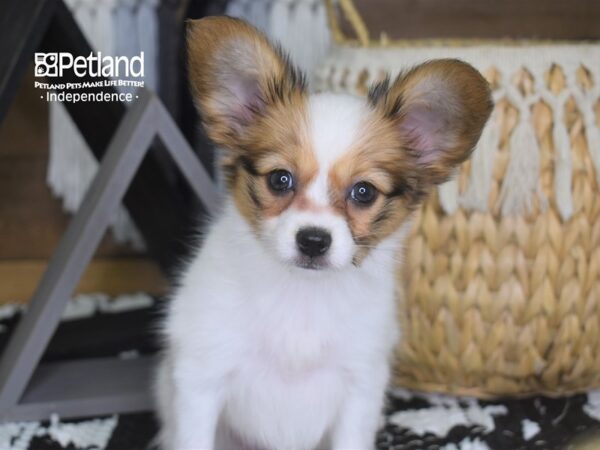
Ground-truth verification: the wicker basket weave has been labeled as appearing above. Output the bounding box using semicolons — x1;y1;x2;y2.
318;0;600;398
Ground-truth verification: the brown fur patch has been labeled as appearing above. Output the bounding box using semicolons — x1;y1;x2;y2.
369;59;493;185
331;60;492;262
188;21;492;263
187;17;313;230
229;99;318;229
329;111;421;263
186;17;306;150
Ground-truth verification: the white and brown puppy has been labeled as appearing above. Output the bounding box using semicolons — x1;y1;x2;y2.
155;17;492;450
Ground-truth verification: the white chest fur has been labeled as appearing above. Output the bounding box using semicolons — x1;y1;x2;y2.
161;205;402;450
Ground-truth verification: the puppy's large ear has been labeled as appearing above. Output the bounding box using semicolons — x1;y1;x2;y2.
370;59;493;186
187;17;304;149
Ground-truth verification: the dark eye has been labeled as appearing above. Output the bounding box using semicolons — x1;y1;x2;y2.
268;170;294;193
350;181;377;205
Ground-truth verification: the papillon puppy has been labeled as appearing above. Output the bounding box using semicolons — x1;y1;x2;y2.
155;16;492;450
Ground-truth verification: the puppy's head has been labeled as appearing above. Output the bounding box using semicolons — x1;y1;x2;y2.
187;17;492;271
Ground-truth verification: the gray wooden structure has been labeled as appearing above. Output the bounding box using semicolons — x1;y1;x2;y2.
0;89;219;421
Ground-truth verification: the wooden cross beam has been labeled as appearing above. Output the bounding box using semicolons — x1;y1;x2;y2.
0;89;219;421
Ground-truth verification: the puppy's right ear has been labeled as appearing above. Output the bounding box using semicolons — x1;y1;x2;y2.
187;17;303;149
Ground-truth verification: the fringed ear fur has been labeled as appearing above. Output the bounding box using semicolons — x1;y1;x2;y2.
186;16;306;150
369;59;493;186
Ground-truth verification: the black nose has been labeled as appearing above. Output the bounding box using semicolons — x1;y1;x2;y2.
296;227;332;257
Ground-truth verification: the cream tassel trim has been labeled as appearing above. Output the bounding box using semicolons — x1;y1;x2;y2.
585;115;600;189
551;93;573;220
459;107;501;212
228;0;331;79
316;43;600;220
438;178;459;214
500;102;543;215
572;80;600;198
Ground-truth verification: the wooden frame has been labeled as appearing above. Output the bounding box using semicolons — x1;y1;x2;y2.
0;89;219;421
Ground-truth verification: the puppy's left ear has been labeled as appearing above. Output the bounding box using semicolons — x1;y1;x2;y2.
370;59;493;186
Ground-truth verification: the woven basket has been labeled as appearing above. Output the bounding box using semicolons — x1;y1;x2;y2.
318;0;600;398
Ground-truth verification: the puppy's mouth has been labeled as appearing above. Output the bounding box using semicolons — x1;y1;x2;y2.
294;255;330;270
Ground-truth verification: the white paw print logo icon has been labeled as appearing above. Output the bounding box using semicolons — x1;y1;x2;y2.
35;53;59;77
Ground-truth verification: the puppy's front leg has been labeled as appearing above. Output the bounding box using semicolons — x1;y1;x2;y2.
330;365;389;450
172;372;224;450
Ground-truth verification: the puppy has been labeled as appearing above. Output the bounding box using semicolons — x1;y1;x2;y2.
155;16;492;450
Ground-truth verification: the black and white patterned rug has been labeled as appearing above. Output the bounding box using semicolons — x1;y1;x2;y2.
1;295;599;450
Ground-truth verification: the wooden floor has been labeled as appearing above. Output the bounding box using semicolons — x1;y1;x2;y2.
0;67;167;304
0;259;167;304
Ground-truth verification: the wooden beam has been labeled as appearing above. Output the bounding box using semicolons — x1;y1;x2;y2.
4;356;155;421
0;89;217;419
0;258;168;304
349;0;600;40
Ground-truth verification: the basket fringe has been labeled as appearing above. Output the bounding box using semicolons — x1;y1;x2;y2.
552;99;574;220
500;107;543;215
227;0;332;79
586;121;600;189
572;79;600;193
438;178;459;214
460;108;501;212
316;44;600;220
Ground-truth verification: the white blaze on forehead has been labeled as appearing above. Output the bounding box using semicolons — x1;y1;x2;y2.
304;93;368;205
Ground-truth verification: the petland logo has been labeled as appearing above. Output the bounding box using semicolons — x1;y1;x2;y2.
34;52;145;103
35;52;144;78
